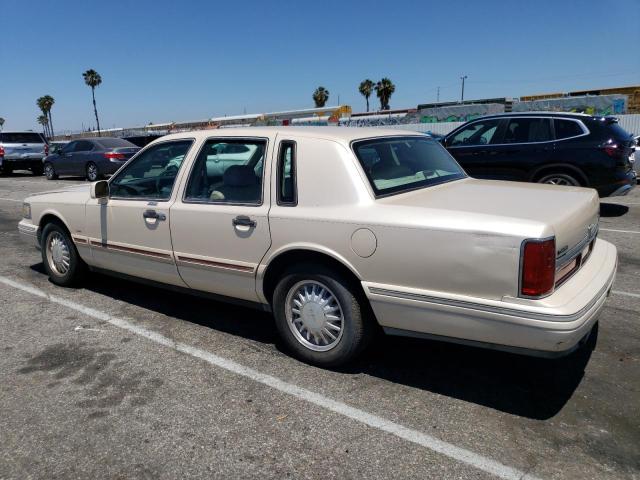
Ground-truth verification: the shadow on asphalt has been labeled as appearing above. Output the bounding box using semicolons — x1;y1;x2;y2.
600;203;629;217
30;262;594;421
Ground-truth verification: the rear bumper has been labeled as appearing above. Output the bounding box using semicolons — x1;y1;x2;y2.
1;157;45;169
365;239;617;357
596;169;637;197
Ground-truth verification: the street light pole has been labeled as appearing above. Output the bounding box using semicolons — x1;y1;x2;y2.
460;75;468;103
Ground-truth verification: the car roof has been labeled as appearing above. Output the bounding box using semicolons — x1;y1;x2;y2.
473;112;601;121
156;126;425;145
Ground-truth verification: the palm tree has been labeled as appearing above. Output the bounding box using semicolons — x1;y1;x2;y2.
42;95;55;137
358;79;374;112
37;115;49;138
83;69;102;136
0;117;4;132
36;97;51;138
312;86;330;108
375;78;396;111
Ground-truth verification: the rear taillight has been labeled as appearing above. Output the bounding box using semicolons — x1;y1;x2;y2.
602;144;621;158
104;152;126;160
520;238;556;297
44;144;49;155
0;146;4;157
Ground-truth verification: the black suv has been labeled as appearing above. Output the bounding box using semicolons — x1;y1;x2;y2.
442;112;637;197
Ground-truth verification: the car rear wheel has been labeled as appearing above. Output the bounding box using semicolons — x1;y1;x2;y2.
1;165;13;176
272;264;372;367
86;162;102;181
537;172;581;187
31;164;44;176
44;162;58;180
41;222;87;286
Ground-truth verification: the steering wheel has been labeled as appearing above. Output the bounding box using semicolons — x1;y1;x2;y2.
114;183;140;196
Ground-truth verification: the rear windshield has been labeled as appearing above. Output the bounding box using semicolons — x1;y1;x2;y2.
1;132;44;144
353;136;466;196
96;138;136;148
605;122;633;141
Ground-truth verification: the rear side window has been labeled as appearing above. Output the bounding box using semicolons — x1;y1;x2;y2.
1;132;44;144
555;119;584;139
184;139;266;205
448;119;501;146
74;141;94;152
504;118;552;143
277;141;297;205
96;138;137;148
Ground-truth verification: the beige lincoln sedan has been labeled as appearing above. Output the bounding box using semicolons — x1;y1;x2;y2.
18;127;617;366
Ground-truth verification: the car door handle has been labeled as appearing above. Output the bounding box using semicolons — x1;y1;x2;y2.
143;209;166;221
232;215;256;227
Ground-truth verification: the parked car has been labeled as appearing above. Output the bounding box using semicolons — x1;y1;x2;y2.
634;135;640;164
43;137;140;181
0;131;48;175
442;112;637;197
19;127;617;367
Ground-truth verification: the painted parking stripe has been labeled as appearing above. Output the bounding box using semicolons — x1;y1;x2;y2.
613;290;640;299
600;228;640;235
0;275;540;480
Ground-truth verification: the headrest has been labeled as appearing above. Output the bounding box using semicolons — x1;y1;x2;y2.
223;165;257;187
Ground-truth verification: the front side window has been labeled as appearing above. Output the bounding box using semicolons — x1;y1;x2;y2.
448;119;501;146
109;140;193;200
503;118;552;143
353;136;466;196
184;138;266;205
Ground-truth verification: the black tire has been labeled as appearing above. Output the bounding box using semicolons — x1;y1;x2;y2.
536;172;581;187
31;164;44;176
1;165;13;176
41;222;87;287
86;162;102;181
272;264;373;367
44;162;58;180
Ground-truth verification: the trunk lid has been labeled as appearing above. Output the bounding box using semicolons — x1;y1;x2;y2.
1;132;47;158
379;178;600;259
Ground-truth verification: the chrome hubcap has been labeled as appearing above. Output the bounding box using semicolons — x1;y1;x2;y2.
88;165;97;179
45;165;53;176
47;232;71;275
285;280;344;352
543;176;574;186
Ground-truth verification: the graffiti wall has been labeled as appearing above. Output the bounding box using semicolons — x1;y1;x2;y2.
404;103;506;123
513;94;627;115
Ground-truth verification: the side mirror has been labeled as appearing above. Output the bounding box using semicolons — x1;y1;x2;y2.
90;180;109;199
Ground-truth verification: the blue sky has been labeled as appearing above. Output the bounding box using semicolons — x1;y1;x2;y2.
1;0;639;133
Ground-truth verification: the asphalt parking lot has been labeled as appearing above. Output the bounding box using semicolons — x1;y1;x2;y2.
0;173;638;480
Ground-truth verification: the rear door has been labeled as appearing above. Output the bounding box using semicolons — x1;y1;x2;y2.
484;117;554;180
445;118;503;178
68;140;94;175
170;136;273;302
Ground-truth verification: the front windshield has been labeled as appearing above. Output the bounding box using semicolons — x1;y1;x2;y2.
352;136;466;196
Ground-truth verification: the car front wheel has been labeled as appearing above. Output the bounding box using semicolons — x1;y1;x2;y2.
44;163;58;180
41;222;86;286
272;265;372;367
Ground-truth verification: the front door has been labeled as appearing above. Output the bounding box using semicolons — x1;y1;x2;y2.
84;139;195;287
170;137;273;302
445;118;503;178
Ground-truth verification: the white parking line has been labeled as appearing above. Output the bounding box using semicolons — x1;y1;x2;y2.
600;228;640;235
613;290;640;299
0;275;540;480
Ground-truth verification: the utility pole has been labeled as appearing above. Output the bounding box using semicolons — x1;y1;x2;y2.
460;75;468;103
436;86;440;103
